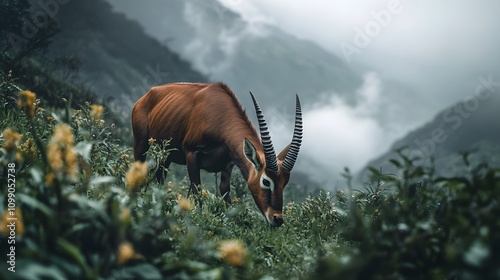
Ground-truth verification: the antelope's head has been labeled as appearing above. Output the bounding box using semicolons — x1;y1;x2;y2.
243;92;303;227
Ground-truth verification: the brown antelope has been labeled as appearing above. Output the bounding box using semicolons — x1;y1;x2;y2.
132;82;302;227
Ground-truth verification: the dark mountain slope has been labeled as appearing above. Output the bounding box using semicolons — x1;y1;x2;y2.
47;0;206;109
359;91;500;181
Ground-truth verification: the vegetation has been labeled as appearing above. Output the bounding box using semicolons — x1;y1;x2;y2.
1;73;500;279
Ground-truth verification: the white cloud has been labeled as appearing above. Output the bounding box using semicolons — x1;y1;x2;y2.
268;73;394;185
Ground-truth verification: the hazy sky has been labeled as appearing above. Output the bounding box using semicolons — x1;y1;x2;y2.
221;0;500;107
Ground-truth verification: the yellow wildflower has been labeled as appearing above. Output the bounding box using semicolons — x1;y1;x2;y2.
0;208;24;236
148;137;156;144
47;116;54;121
45;172;56;186
2;128;22;153
116;242;136;266
90;105;104;120
15;152;23;163
18;91;36;119
125;161;149;191
21;138;37;157
177;195;194;212
120;208;131;222
47;124;78;181
72;109;81;118
170;224;181;232
201;189;209;196
219;240;247;267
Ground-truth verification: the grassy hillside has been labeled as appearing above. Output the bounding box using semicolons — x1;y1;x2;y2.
1;78;500;279
1;0;207;145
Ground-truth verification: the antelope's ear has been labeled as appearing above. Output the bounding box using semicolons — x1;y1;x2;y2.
277;143;291;161
243;138;262;171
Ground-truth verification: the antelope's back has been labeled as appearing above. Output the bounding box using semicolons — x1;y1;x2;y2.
132;82;246;152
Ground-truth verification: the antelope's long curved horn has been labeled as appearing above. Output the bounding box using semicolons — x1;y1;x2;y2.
249;92;279;173
282;95;303;173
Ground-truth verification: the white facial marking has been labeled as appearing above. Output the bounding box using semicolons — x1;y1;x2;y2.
264;208;274;226
260;173;275;191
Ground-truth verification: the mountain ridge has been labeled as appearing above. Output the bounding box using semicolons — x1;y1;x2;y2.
358;90;500;182
47;0;206;111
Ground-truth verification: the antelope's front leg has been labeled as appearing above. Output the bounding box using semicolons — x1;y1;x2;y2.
220;163;234;204
185;151;201;196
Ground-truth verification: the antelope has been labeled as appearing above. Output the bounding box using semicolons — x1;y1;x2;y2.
131;82;302;227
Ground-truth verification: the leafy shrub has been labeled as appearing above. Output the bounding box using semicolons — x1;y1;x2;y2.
313;151;500;280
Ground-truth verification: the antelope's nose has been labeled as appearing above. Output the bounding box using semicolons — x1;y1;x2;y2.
273;214;284;227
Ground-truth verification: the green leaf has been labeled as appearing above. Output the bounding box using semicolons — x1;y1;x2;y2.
51;112;62;123
11;261;67;280
90;176;115;185
18;193;54;218
57;238;89;275
464;241;489;267
367;167;381;176
75;141;93;162
30;167;44;184
112;264;163;279
389;159;402;169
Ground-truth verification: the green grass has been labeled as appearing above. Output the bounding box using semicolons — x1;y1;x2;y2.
1;77;500;279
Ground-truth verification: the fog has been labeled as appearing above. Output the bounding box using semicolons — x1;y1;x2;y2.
267;73;392;183
224;0;500;109
107;0;500;186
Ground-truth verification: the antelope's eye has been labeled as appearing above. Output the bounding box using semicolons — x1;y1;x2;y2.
261;175;274;191
263;179;271;187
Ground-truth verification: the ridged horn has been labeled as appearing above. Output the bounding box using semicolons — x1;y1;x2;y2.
282;95;303;173
249;92;279;173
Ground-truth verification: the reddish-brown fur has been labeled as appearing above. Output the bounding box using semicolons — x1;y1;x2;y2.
132;82;292;226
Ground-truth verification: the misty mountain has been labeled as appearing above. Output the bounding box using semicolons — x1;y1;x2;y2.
358;90;500;182
105;0;363;109
47;0;206;110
